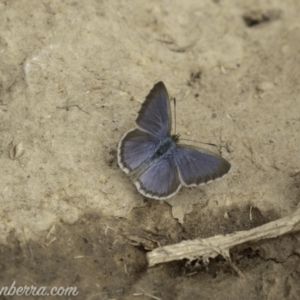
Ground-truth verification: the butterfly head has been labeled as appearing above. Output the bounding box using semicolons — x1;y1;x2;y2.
171;133;180;144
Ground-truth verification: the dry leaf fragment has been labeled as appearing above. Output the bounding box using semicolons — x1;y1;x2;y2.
123;235;159;251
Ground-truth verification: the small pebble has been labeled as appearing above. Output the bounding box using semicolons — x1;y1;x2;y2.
256;81;275;92
10;142;24;160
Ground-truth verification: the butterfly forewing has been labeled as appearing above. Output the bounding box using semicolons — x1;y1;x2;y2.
174;145;231;186
135;81;172;138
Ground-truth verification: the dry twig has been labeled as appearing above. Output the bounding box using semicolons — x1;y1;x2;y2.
147;206;300;267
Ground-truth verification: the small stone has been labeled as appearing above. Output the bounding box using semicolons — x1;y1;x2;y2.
10;142;25;160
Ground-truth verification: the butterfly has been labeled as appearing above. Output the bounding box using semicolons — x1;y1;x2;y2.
118;82;231;200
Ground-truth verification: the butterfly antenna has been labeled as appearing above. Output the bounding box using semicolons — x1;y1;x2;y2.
171;95;216;148
180;138;218;148
172;97;177;134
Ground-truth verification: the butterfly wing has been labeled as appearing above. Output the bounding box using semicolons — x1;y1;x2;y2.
174;145;231;186
135;81;172;138
118;129;159;174
134;154;181;200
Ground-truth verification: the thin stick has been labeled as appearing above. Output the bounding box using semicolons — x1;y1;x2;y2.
147;206;300;267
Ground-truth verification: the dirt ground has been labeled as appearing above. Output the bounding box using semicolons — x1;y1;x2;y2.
1;0;300;299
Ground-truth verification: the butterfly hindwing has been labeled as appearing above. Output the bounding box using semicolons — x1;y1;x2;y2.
135;81;171;138
174;145;231;186
118;129;159;173
134;154;181;200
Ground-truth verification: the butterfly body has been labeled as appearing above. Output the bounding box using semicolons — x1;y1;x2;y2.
118;82;231;200
155;136;177;158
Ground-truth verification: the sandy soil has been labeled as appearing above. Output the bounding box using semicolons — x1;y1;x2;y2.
0;0;300;299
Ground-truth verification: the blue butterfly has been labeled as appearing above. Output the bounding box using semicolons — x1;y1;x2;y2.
118;82;231;200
